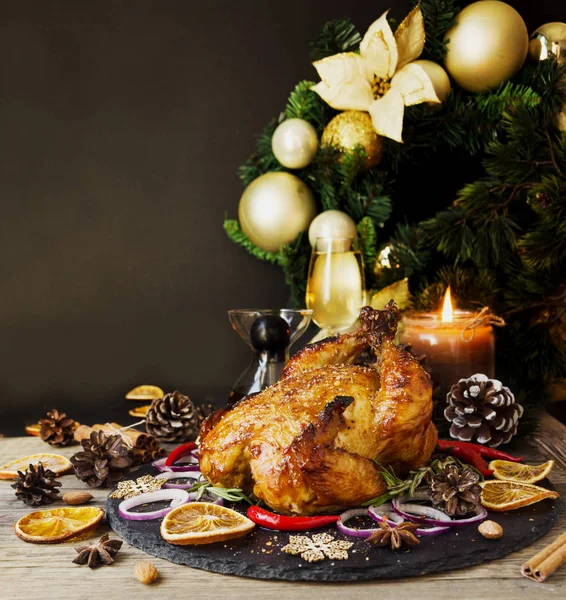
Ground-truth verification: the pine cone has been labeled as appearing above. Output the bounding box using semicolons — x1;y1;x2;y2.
145;391;200;442
39;409;77;447
70;431;132;488
11;462;61;506
427;464;481;517
444;374;523;447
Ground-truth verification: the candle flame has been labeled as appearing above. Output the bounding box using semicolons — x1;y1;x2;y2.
442;286;453;323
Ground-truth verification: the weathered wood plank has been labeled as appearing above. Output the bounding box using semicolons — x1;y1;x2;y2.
1;419;565;599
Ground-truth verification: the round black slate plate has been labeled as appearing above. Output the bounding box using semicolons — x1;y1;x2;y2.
107;465;561;582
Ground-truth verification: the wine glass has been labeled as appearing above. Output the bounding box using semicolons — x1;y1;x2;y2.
227;309;312;406
306;237;365;338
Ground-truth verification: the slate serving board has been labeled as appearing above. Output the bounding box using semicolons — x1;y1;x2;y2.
107;465;561;582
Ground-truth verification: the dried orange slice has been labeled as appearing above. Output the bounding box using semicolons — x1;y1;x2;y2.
0;453;73;480
128;404;151;417
160;502;255;545
24;423;41;437
489;459;555;484
480;480;559;512
125;385;164;401
15;506;104;543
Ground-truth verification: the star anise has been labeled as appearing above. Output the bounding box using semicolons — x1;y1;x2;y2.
73;533;123;568
367;518;420;551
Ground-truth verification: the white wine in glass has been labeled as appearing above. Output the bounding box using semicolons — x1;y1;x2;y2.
306;237;365;335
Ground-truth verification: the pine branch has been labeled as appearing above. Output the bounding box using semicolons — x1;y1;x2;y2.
285;80;331;132
309;19;362;61
357;216;378;285
415;0;459;63
238;120;284;186
223;220;280;264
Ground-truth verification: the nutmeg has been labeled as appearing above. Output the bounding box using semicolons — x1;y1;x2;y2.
478;520;503;539
134;561;159;584
62;491;94;505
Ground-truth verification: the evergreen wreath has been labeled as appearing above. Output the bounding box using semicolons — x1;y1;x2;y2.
224;0;566;410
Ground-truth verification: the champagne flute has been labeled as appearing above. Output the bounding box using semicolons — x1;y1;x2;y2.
306;237;365;338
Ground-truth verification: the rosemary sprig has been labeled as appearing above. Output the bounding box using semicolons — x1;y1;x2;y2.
363;455;481;507
188;480;253;504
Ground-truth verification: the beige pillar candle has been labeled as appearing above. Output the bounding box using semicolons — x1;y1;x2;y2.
399;288;495;392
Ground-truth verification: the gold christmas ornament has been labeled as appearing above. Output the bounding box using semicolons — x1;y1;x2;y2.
238;172;316;252
308;210;358;247
411;60;451;103
558;107;566;132
529;22;566;64
321;111;384;169
444;1;529;93
312;6;441;143
271;118;318;169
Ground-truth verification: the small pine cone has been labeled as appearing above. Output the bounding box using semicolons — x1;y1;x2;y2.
39;409;77;447
12;462;61;506
145;391;200;442
70;431;132;488
445;373;523;447
428;464;481;517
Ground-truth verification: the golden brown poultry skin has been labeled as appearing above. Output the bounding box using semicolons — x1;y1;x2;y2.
199;302;437;515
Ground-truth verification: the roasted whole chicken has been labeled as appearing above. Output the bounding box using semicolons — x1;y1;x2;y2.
199;302;437;515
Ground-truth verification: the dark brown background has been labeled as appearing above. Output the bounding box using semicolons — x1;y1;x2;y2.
0;1;562;433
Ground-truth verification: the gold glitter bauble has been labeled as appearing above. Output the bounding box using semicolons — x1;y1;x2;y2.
444;1;529;93
321;111;384;169
529;22;566;64
238;172;316;252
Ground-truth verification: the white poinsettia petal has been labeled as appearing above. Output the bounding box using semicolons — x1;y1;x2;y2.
368;89;405;143
394;5;426;70
312;53;374;110
360;11;398;79
311;79;373;111
391;63;440;106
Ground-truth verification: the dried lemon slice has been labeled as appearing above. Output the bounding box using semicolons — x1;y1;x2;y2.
125;385;164;401
24;423;41;437
128;404;151;417
0;453;73;480
160;502;255;545
480;480;559;512
489;459;555;485
15;506;104;543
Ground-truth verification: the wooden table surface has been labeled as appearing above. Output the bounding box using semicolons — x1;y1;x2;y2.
1;415;565;600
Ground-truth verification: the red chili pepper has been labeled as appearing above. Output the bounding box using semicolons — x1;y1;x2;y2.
247;506;340;531
437;443;493;477
165;442;198;467
437;439;523;463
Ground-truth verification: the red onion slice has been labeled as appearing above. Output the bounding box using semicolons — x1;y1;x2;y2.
392;497;487;527
368;504;405;525
369;505;450;536
157;470;204;489
118;489;190;521
337;508;380;538
152;457;201;473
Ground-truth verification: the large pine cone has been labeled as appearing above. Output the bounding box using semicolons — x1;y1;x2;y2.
12;462;61;506
145;391;200;442
444;373;523;447
39;409;77;447
70;431;132;488
428;464;481;517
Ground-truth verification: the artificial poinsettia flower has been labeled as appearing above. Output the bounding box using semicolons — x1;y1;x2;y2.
312;6;440;143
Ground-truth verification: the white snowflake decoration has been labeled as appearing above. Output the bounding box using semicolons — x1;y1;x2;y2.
281;533;353;563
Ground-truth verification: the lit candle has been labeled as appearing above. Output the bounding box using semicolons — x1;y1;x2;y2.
399;287;495;392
